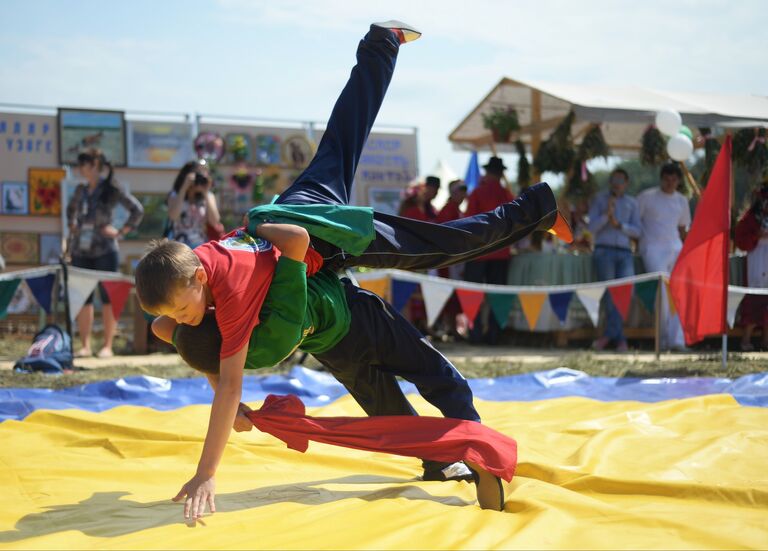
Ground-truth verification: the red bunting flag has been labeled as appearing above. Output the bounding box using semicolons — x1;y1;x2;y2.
246;394;517;482
101;281;134;320
455;289;485;328
669;135;732;345
607;283;633;322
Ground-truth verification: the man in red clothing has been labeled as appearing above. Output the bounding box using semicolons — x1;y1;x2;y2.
464;157;515;344
436;179;468;224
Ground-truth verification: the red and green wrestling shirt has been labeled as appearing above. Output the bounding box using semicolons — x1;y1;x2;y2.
193;228;323;359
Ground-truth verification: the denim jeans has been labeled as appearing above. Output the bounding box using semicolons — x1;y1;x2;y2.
593;245;634;342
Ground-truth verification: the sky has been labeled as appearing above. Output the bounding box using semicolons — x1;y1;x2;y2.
2;0;766;180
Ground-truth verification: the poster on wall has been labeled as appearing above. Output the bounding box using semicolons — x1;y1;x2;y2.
127;121;193;168
58;108;126;166
0;181;28;215
28;167;65;216
0;113;57;182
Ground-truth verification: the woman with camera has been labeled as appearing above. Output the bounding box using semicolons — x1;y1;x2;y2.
66;147;143;358
166;160;224;248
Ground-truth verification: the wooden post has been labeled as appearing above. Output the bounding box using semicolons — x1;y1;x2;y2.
654;274;661;360
132;292;148;355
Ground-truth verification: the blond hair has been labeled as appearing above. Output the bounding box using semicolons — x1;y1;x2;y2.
135;239;201;313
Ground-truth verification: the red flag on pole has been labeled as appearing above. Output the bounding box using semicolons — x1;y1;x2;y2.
669;135;732;345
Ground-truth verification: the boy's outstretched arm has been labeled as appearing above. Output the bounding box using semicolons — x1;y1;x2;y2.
172;223;310;521
173;344;246;520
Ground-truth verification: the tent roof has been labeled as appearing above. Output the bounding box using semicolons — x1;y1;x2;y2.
449;77;768;154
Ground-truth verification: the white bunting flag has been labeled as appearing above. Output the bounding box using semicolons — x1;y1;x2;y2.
67;271;100;323
420;281;455;327
576;287;605;327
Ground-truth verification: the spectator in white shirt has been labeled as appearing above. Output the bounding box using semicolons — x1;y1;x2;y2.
637;162;691;350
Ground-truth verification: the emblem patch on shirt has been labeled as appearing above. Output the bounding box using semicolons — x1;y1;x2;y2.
219;229;272;253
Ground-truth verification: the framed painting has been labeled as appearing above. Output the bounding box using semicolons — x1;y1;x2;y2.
253;134;281;165
28;168;66;216
58;108;127;166
225;133;252;164
1;181;29;215
281;135;315;168
127;121;194;168
1;232;40;264
39;234;63;264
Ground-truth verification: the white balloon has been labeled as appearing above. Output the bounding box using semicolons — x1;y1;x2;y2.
655;109;682;136
667;134;694;161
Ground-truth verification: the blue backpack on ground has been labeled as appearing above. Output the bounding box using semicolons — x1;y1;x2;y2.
14;324;74;374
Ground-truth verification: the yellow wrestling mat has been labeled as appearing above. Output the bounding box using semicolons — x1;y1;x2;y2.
1;393;767;550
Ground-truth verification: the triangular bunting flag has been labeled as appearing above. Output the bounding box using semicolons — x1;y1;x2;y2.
26;273;56;314
0;279;22;320
421;281;455;328
608;283;633;322
486;293;516;329
391;280;419;312
634;280;659;314
67;271;100;323
576;287;605;327
359;277;390;302
726;290;746;329
548;291;573;325
518;293;547;330
455;289;485;328
102;281;134;320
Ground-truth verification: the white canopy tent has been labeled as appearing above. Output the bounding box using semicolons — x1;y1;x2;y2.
449;78;768;156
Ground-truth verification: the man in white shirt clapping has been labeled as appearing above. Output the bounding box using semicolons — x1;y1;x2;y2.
637;162;692;351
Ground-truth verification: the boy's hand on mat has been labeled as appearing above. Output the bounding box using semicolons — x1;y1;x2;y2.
173;474;216;520
234;403;253;432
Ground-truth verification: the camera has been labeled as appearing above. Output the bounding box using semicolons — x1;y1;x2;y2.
194;172;209;186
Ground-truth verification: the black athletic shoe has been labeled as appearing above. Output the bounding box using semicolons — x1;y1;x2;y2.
422;460;475;482
371;20;422;44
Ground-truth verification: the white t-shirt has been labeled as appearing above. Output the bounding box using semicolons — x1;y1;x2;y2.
169;193;209;249
637;187;691;253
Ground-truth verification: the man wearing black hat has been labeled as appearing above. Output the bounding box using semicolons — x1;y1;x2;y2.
463;156;515;344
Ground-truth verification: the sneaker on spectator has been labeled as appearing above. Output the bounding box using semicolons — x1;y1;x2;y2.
615;340;629;352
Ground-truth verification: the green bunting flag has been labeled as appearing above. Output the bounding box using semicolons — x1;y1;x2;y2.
486;293;516;329
0;279;22;320
634;280;659;314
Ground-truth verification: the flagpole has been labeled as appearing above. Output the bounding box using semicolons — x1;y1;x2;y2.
722;334;727;370
722;133;734;371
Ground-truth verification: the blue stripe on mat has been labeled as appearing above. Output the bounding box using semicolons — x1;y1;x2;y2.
1;367;767;421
